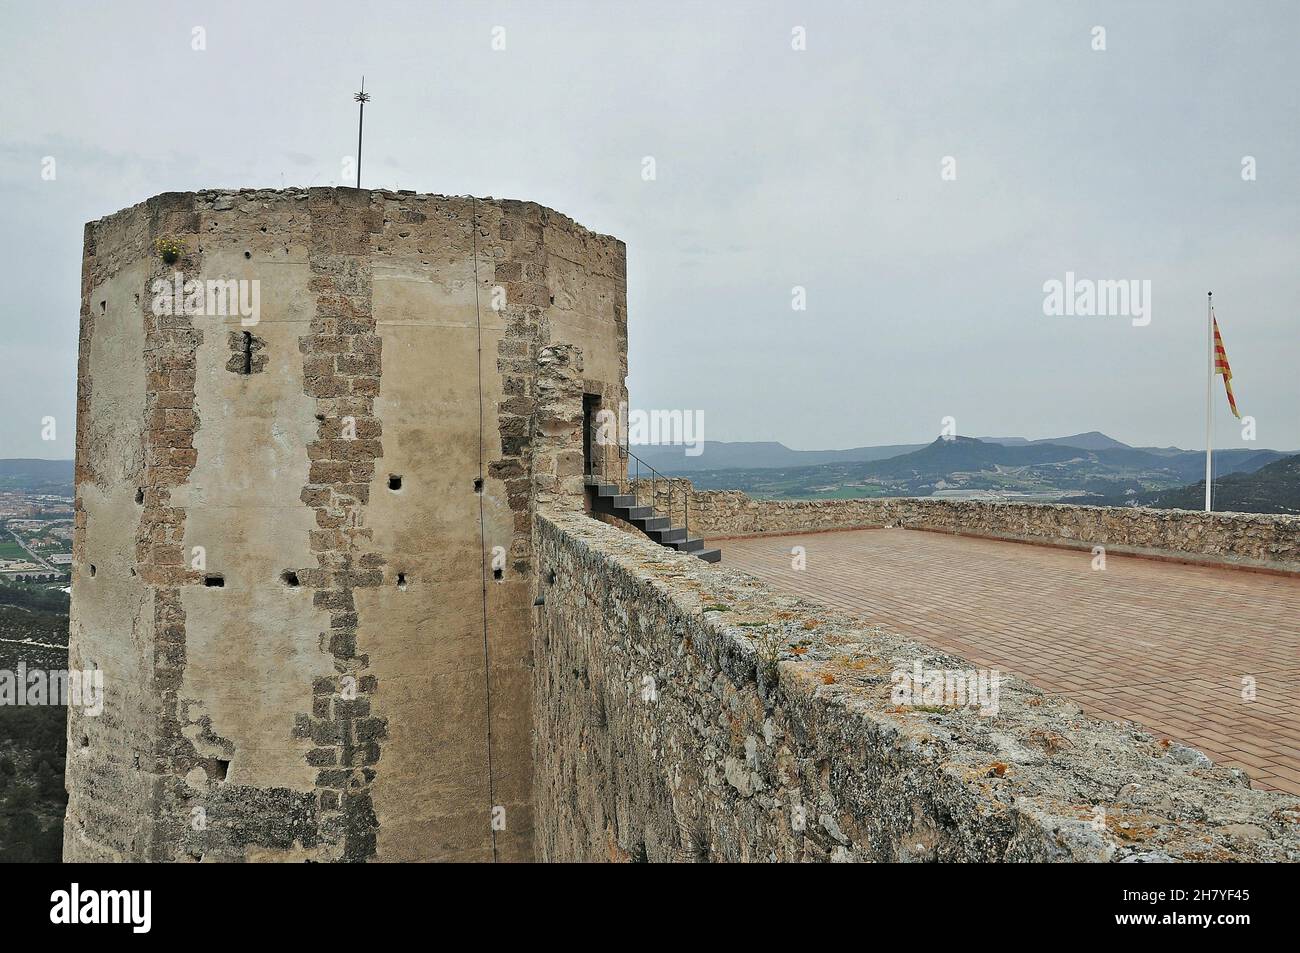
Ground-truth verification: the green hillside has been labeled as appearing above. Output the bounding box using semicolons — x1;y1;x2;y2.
1112;454;1300;515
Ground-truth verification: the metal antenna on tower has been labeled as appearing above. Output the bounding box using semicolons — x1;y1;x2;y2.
353;77;371;188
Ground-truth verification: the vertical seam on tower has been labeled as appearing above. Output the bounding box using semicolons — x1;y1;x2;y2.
472;196;499;863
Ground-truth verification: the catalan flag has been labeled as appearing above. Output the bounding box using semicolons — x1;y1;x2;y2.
1212;311;1241;418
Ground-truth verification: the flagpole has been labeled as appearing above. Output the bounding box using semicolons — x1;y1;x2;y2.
1204;291;1213;512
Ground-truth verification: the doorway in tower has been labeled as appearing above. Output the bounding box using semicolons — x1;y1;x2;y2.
582;393;601;480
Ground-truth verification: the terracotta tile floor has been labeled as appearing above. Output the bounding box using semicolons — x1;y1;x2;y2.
715;528;1300;794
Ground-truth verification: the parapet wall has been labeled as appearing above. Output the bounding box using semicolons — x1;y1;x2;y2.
679;489;1300;574
532;508;1300;862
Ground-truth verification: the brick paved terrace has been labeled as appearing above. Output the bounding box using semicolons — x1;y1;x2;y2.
716;527;1300;795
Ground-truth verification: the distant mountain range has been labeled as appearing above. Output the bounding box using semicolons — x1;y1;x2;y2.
634;433;1286;477
635;431;1155;472
630;441;925;472
3;439;1298;515
976;431;1131;451
0;459;73;493
633;434;1297;508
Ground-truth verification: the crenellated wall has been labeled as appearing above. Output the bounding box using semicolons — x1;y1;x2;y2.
531;507;1300;862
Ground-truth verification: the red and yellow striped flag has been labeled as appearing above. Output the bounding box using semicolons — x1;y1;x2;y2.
1212;312;1241;418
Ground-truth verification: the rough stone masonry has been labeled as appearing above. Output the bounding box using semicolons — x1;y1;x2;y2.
67;188;627;861
532;509;1300;862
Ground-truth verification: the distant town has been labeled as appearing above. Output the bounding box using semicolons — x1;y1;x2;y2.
0;461;72;862
0;462;74;588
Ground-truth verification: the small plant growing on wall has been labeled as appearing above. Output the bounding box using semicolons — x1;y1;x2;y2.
154;235;186;264
751;629;783;684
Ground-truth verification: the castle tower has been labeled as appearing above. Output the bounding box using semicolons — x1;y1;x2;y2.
66;188;627;861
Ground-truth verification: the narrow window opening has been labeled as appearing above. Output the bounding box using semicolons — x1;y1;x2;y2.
135;487;144;504
88;564;96;577
80;735;89;748
388;474;403;491
204;574;225;588
241;331;253;375
493;567;504;581
281;570;300;587
215;759;230;782
99;300;106;313
396;572;407;590
473;477;484;494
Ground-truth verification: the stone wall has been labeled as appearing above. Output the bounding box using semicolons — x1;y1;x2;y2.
532;345;587;513
532;508;1300;862
68;187;627;862
684;490;1300;573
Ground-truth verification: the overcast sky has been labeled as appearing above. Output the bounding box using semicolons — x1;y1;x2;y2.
2;0;1297;460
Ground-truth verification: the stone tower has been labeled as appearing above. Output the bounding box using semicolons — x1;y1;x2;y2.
66;187;627;861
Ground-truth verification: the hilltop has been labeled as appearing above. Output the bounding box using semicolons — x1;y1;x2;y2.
0;460;73;494
667;435;1292;503
1110;453;1300;515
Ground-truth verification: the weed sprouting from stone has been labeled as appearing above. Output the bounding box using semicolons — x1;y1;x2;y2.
153;235;186;264
752;630;782;684
676;815;711;863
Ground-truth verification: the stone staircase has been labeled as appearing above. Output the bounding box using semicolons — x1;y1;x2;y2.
586;477;721;563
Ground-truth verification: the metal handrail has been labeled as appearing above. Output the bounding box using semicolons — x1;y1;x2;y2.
620;444;689;539
585;422;691;538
